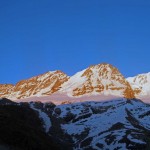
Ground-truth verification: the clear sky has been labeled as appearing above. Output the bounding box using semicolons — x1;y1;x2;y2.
0;0;150;84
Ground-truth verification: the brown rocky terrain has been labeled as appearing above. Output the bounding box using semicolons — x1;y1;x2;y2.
0;84;14;98
0;71;69;99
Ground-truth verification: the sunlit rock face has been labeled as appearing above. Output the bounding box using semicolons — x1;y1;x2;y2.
0;84;14;98
0;71;69;99
60;63;135;99
0;63;135;101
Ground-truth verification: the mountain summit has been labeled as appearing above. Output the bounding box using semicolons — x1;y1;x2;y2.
60;63;134;99
0;71;69;99
0;63;135;101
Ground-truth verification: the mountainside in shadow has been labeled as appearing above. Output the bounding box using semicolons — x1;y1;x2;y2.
0;98;68;150
1;98;150;150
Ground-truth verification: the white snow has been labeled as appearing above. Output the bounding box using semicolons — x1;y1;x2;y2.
127;134;146;144
127;72;150;100
59;69;87;96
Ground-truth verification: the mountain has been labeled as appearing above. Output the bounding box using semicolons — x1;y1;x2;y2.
0;71;69;99
0;63;135;102
51;98;150;149
60;63;135;99
1;98;150;150
1;64;150;149
0;84;14;98
127;72;150;102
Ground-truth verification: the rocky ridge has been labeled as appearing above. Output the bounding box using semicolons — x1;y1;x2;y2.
0;63;135;101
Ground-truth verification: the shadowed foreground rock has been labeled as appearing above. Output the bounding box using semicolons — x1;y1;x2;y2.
0;99;60;150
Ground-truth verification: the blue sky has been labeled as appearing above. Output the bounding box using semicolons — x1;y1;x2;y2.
0;0;150;84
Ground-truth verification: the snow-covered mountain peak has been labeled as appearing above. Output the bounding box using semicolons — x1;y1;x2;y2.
82;63;122;80
2;70;69;99
0;63;136;101
60;63;135;99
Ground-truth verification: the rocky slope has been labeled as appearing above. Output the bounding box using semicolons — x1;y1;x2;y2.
29;98;150;149
60;63;134;99
51;98;150;149
0;71;69;99
0;63;136;101
1;97;150;149
0;84;14;98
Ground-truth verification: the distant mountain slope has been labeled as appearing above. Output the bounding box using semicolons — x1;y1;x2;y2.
127;72;150;102
0;84;14;98
0;71;69;99
0;63;139;102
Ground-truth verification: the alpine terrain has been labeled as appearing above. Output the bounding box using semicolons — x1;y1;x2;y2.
127;72;150;103
0;63;150;150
